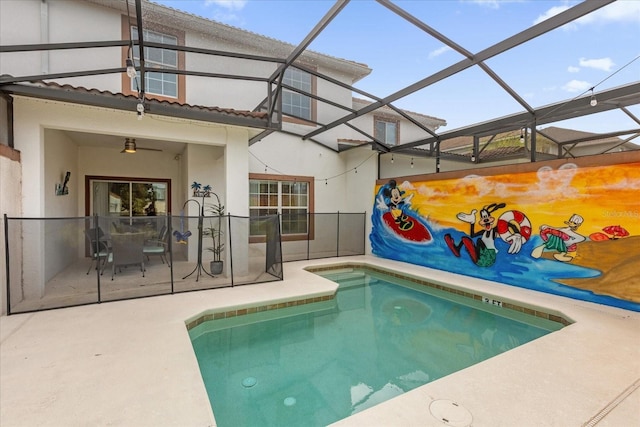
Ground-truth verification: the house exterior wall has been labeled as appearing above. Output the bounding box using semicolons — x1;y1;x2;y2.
0;148;22;315
44;129;79;283
12;96;244;216
248;133;351;209
0;0;122;90
0;0;378;198
1;0;443;278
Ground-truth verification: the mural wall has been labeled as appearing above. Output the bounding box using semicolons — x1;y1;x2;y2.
371;152;640;312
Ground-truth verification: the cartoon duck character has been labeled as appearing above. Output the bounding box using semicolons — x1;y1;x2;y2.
382;179;413;230
444;203;526;267
530;213;585;262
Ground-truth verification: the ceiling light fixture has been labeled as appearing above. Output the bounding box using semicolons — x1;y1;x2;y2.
391;154;394;164
124;138;137;153
410;157;414;168
520;128;525;143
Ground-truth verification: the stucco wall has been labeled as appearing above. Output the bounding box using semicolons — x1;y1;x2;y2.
0;147;22;315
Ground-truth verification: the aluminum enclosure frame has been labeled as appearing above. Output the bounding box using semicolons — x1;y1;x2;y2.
1;0;638;164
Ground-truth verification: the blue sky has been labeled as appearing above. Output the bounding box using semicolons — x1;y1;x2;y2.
153;0;640;135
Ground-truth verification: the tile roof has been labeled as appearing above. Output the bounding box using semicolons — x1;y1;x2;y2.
26;80;269;119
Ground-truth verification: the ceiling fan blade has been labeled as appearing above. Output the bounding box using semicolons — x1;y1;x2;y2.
138;147;163;152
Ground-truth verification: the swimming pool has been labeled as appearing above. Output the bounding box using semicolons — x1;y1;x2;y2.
188;266;565;427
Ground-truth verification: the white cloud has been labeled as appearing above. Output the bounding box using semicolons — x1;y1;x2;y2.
562;79;591;93
579;57;615;72
567;66;580;73
534;1;640;27
428;46;452;59
577;0;640;25
205;0;247;11
469;0;501;9
533;5;570;25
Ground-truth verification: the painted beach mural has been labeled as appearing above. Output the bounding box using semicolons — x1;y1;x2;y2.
371;155;640;312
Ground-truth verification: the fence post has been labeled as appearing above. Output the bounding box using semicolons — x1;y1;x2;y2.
228;214;234;287
362;212;366;255
4;214;11;315
93;214;102;303
336;212;340;257
167;212;174;294
306;212;310;260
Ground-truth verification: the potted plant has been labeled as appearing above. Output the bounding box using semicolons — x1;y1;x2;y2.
204;194;225;275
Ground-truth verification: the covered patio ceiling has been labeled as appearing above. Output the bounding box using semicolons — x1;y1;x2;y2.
1;0;639;164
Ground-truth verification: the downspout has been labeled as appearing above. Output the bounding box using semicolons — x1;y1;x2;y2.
40;0;49;74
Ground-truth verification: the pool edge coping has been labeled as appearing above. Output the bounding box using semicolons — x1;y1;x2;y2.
185;260;573;330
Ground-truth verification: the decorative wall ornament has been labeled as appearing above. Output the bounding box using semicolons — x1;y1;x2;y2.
191;182;212;198
55;171;70;196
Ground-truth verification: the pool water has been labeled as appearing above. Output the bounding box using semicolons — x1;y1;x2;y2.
189;268;562;427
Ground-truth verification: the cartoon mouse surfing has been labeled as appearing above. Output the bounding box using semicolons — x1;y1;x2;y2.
377;179;431;242
444;203;531;267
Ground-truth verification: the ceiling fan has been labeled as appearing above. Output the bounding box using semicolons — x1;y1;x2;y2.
121;137;162;153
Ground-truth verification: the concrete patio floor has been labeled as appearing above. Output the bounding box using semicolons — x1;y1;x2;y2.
1;256;639;426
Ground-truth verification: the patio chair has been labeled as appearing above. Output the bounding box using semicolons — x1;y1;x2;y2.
110;231;146;280
84;227;111;275
143;225;170;266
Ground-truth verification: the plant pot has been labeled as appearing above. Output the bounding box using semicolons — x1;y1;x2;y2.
210;260;223;275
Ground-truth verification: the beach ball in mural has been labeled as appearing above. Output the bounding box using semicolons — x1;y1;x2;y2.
497;210;532;243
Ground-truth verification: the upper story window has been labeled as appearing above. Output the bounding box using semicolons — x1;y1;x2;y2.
122;17;185;103
374;117;399;145
282;67;314;123
131;27;178;98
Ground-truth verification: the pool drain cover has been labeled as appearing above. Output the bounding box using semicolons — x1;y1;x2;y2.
429;399;472;427
241;377;257;388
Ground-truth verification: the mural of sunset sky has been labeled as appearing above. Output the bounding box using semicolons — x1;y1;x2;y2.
404;162;640;238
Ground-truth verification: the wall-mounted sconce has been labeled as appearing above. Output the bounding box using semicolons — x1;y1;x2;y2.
55;171;70;196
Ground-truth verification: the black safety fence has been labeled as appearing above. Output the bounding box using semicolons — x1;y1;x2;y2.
280;213;367;261
3;212;365;314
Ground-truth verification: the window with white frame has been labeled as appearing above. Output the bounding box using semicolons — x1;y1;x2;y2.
374;117;399;145
282;67;312;121
131;26;178;98
249;176;312;239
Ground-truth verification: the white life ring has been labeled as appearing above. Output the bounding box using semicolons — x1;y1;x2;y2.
497;210;532;243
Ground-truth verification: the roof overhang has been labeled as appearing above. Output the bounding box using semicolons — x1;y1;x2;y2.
0;81;276;138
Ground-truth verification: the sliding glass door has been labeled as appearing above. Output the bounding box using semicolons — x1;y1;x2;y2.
92;180;168;217
87;177;171;232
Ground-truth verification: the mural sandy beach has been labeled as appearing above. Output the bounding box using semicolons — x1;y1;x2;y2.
556;236;640;303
